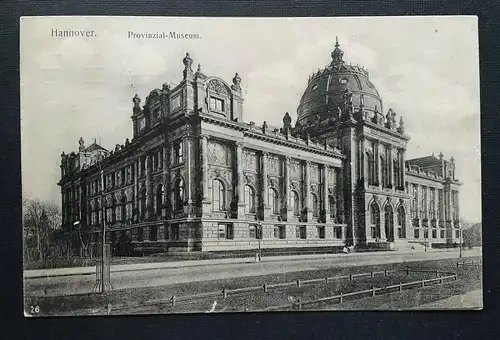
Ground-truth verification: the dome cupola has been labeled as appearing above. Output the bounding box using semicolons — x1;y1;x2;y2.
296;37;383;128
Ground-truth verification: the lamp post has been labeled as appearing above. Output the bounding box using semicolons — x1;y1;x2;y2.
459;225;463;258
257;221;262;262
92;157;113;294
424;228;428;252
73;220;80;257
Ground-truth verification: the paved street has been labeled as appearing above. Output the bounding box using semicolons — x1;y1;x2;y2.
25;248;481;297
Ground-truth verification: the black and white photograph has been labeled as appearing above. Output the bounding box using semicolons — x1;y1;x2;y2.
21;16;482;315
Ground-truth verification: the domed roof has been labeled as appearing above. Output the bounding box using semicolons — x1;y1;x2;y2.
296;38;383;128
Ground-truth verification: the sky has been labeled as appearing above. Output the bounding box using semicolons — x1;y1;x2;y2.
20;16;481;223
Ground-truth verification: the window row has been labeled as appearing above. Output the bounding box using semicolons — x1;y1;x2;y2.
410;185;445;220
413;228;458;240
213;180;339;219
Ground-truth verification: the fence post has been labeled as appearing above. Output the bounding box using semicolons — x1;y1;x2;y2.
298;298;302;311
406;268;409;275
296;279;301;288
399;282;402;292
349;273;353;281
435;270;439;277
222;288;227;299
421;280;425;288
263;284;268;293
384;269;387;276
325;277;329;284
339;292;343;304
171;295;176;307
440;277;443;284
372;286;376;297
370;271;374;278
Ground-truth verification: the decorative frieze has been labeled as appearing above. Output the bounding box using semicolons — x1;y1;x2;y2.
242;150;258;171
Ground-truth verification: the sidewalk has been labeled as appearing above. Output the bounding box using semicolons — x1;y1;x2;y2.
24;247;480;279
413;289;483;309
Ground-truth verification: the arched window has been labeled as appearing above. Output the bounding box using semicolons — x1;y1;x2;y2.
268;188;279;215
328;195;336;219
174;178;184;210
244;185;255;213
156;184;164;216
212;179;225;211
385;204;394;242
397;205;406;238
380;155;387;187
370;202;381;239
120;194;126;222
311;194;319;217
114;196;121;222
140;187;147;219
393;157;400;188
366;152;375;185
291;191;300;216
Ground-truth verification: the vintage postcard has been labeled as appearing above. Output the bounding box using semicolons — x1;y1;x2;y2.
21;16;482;316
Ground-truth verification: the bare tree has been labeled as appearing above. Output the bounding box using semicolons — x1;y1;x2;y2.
23;197;62;262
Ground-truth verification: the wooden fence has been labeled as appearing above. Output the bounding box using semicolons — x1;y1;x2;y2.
111;268;456;312
263;273;458;311
456;260;482;267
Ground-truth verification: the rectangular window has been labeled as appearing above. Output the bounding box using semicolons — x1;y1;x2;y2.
274;226;279;238
218;224;226;239
279;225;286;239
455;230;460;239
334;227;341;239
414;229;420;239
209;96;225;112
440;230;445;239
432;230;437;239
174;142;183;163
226;224;234;240
296;226;307;239
317;226;325;239
171;225;179;240
218;223;233;240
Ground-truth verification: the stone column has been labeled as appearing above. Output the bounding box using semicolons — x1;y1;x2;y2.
134;159;138;221
186;138;193;206
200;135;211;217
375;141;382;187
201;135;209;201
284;156;292;221
236;142;245;218
389;145;394;189
145;154;152;219
323;165;329;223
304;161;312;222
359;136;365;184
162;144;168;218
261;152;269;219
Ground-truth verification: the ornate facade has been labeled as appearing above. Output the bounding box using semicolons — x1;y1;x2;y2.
59;41;462;254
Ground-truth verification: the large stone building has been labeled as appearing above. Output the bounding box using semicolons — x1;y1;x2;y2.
58;39;462;255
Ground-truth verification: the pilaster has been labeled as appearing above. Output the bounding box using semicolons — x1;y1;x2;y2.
284;156;292;221
323;164;329;223
261;151;270;219
305;161;312;222
389;145;394;189
236;142;245;218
